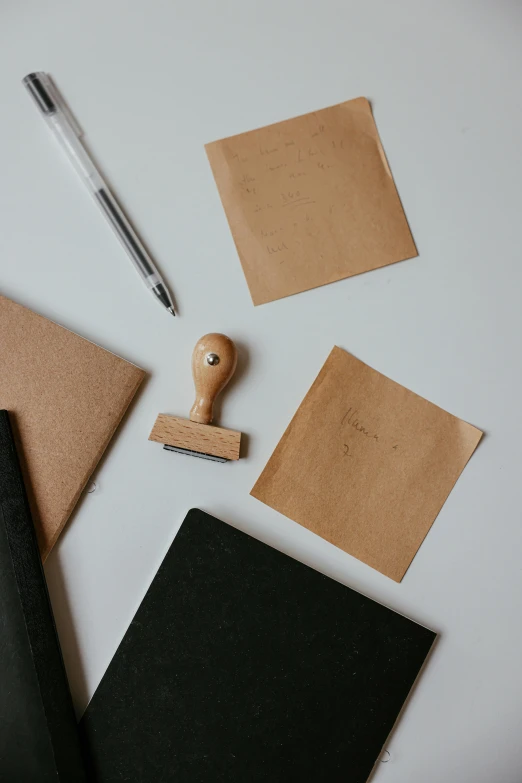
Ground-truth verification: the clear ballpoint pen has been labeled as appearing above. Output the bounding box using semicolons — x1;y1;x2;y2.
23;72;175;316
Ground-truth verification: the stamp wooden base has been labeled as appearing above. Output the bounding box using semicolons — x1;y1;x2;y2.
149;414;241;461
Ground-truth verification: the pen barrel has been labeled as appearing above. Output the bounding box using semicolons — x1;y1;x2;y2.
48;121;157;282
49;117;102;185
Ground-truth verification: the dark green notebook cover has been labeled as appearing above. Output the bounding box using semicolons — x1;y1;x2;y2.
80;508;435;782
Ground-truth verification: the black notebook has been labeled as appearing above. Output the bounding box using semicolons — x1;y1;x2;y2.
80;508;435;783
0;410;86;781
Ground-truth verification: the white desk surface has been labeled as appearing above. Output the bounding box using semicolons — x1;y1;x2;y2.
2;2;522;780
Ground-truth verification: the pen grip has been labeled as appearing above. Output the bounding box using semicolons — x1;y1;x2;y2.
93;187;158;284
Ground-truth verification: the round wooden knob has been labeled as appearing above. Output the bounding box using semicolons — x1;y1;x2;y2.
189;334;238;425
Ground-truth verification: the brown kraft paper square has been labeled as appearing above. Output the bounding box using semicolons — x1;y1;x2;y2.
205;98;417;305
251;347;482;581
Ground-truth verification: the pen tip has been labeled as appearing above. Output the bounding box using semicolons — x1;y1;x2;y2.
167;307;176;317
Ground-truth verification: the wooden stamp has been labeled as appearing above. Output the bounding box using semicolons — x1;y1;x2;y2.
149;334;241;462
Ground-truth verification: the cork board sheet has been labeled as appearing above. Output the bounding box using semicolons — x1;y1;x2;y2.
0;295;145;560
205;98;417;305
251;347;483;581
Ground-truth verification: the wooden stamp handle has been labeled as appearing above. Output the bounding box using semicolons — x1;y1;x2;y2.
189;334;238;425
